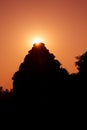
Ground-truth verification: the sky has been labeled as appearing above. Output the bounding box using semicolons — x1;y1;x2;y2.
0;0;87;90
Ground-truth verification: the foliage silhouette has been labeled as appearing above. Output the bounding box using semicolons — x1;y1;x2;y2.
75;51;87;88
75;51;87;75
0;86;12;101
0;86;13;111
75;51;87;107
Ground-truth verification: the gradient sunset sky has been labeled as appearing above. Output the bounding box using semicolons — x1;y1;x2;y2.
0;0;87;90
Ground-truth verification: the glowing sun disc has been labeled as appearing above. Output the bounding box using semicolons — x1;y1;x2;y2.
33;38;43;44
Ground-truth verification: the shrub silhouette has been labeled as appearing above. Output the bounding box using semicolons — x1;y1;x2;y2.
12;43;69;104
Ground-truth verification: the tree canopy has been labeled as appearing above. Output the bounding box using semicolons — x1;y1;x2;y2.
75;51;87;74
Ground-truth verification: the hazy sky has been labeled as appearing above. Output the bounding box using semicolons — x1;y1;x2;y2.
0;0;87;89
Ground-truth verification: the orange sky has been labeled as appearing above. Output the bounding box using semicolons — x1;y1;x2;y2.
0;0;87;90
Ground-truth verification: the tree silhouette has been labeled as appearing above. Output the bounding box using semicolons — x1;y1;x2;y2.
12;43;69;104
75;51;87;87
0;86;12;101
74;51;87;108
75;51;87;75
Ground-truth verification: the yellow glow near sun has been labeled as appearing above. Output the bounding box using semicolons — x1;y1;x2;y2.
32;37;44;44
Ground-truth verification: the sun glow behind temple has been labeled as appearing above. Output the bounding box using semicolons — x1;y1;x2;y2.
32;37;44;45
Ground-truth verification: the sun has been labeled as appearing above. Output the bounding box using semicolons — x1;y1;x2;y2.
32;37;44;45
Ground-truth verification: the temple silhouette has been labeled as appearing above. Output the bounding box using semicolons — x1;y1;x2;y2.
12;43;68;104
0;42;86;115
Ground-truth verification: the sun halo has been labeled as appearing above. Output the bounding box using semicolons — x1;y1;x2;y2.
32;38;44;45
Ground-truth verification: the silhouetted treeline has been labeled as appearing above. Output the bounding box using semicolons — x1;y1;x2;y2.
0;86;13;100
0;86;13;111
0;43;87;111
